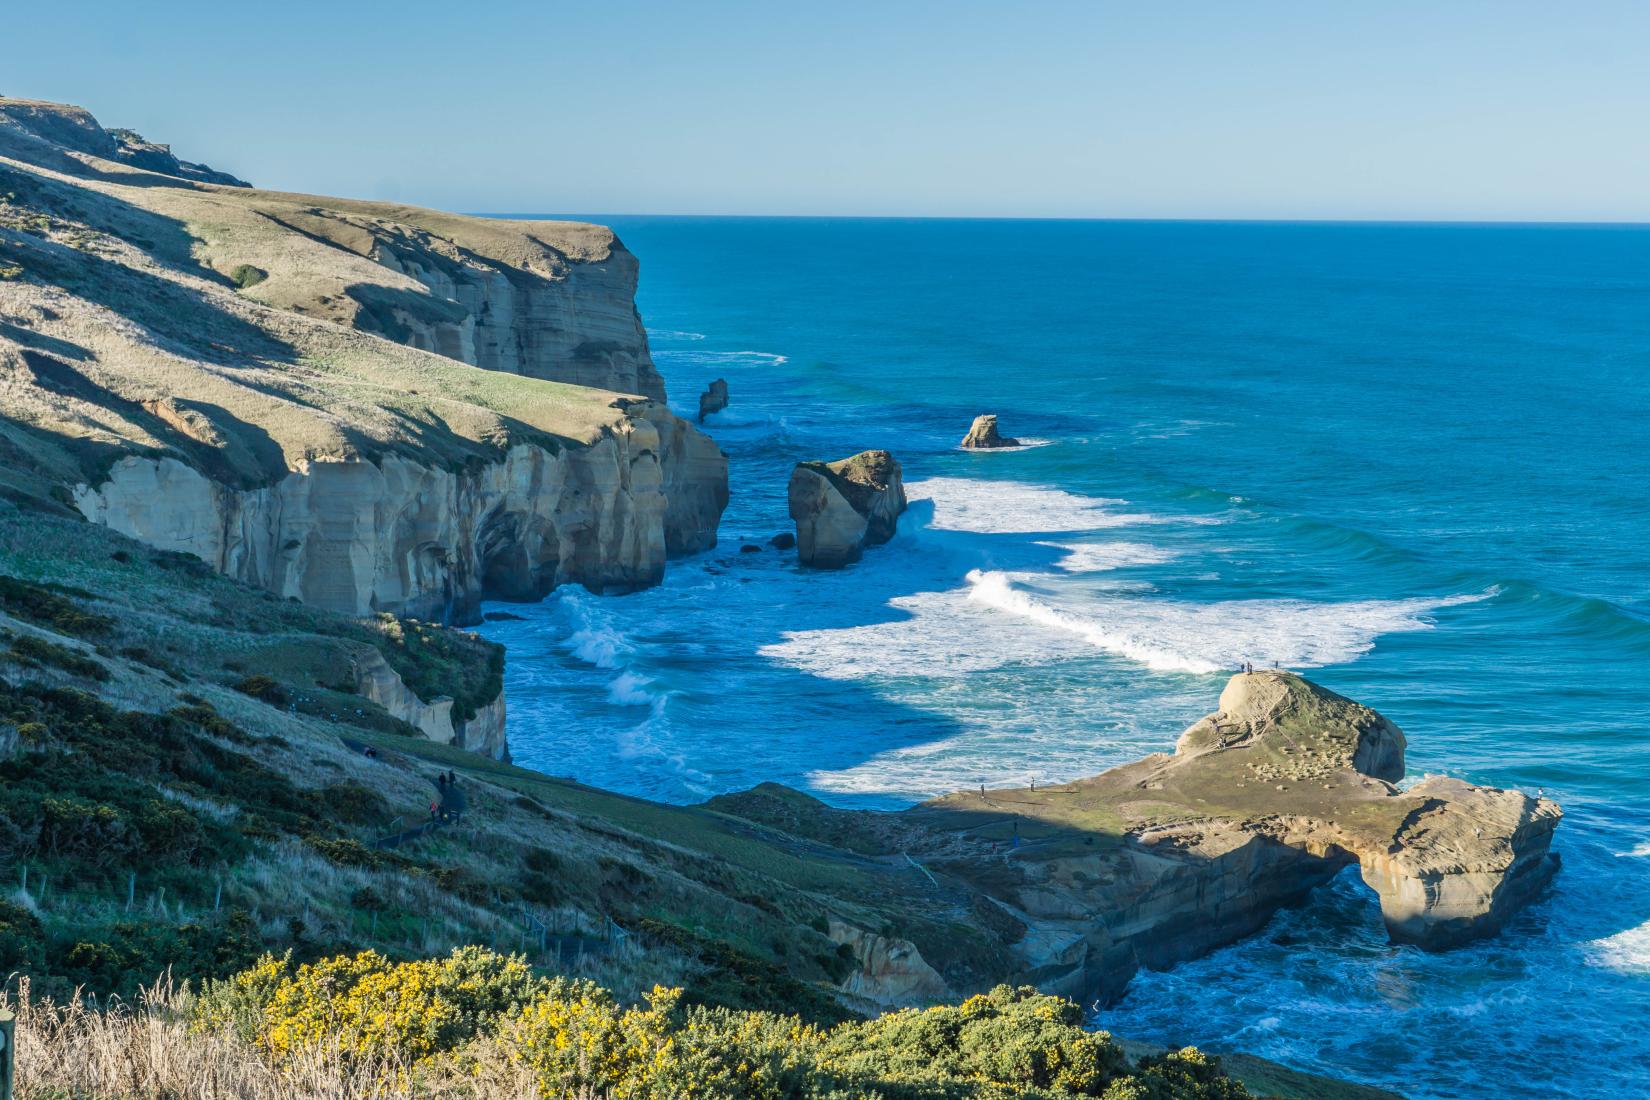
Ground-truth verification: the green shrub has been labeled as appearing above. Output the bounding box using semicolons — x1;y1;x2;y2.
258;946;544;1065
229;263;267;289
201;950;1251;1099
370;615;503;723
233;674;289;706
0;574;113;637
5;631;110;680
0;897;43;970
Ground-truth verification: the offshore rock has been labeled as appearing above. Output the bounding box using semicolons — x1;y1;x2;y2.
698;378;729;422
960;413;1020;449
787;450;907;569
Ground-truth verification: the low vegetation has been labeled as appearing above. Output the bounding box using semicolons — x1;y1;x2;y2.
5;949;1252;1099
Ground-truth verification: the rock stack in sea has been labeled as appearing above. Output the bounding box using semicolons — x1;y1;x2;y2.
787;450;907;568
960;413;1020;449
698;378;729;422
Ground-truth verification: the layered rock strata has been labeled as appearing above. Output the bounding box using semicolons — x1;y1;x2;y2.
787;450;907;568
960;413;1020;449
0;96;726;630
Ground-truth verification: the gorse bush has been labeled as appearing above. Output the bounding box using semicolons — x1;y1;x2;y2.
198;947;1252;1099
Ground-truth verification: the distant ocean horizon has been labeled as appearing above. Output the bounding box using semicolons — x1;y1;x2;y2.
478;215;1650;1098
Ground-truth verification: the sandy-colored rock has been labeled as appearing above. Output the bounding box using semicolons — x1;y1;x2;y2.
960;413;1021;449
0;96;727;625
348;646;508;759
827;917;948;1011
899;672;1560;999
698;378;729;422
714;673;1561;1006
787;450;907;568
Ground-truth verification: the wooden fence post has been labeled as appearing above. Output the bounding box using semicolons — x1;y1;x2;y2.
1;1006;15;1100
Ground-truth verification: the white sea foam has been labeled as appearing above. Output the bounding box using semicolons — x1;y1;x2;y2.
909;477;1221;535
1623;841;1650;858
659;349;788;367
758;588;1096;681
567;624;630;669
955;437;1057;452
649;329;707;340
1589;919;1650;974
1046;541;1177;573
964;570;1492;674
607;670;661;707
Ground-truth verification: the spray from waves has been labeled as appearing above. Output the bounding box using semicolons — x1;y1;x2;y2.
1046;541;1178;573
607;670;664;707
964;569;1496;674
955;437;1058;452
656;348;789;367
568;623;631;669
909;477;1223;535
1588;919;1650;974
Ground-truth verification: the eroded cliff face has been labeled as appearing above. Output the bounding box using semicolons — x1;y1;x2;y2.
351;646;508;759
72;415;720;627
286;208;669;401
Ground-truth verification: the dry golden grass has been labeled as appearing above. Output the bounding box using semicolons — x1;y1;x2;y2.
5;977;551;1100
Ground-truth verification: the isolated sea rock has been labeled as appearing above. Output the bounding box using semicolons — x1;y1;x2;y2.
960;413;1020;449
787;450;907;568
698;378;729;421
770;531;797;551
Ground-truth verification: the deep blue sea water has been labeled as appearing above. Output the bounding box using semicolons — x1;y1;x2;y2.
479;217;1650;1099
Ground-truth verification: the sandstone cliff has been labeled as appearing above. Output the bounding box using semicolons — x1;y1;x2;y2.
787;450;907;568
0;96;726;630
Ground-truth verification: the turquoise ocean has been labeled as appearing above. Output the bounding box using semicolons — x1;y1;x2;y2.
478;217;1650;1098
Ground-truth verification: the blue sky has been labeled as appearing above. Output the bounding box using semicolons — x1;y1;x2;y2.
14;1;1650;220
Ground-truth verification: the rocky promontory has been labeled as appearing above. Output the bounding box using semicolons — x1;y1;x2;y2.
787;450;907;568
960;413;1020;448
714;671;1560;1008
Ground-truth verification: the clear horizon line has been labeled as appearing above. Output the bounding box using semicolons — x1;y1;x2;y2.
469;211;1650;228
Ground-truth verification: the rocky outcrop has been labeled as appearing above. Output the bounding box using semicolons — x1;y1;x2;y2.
350;646;508;759
960;414;1020;449
358;218;668;400
827;917;947;1011
900;672;1560;1000
73;416;716;626
787;451;907;569
0;97;249;185
716;673;1561;1007
698;378;729;422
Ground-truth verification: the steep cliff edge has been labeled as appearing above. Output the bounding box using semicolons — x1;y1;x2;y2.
0;96;725;627
0;97;662;399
